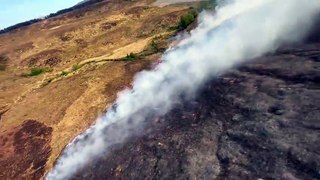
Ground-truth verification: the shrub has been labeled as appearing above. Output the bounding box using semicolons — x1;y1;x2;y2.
61;71;68;76
29;67;45;76
178;10;198;30
150;40;159;52
72;64;82;71
147;37;166;54
123;53;137;61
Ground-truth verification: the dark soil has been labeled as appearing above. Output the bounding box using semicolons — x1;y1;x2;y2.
73;40;320;179
0;120;53;179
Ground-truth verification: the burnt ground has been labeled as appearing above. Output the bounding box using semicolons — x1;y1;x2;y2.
0;120;53;179
73;41;320;179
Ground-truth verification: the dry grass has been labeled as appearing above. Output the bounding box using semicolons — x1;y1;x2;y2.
0;0;202;178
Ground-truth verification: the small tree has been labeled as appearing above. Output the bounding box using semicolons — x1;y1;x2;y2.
178;10;198;30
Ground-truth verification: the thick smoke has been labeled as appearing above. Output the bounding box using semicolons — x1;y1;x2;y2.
47;0;320;179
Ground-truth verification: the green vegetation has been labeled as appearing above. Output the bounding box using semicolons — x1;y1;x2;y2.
199;0;217;10
21;67;49;77
123;53;138;61
178;10;198;30
168;1;217;31
59;64;83;77
29;67;45;76
72;64;82;71
147;35;166;54
169;9;198;31
59;64;82;77
61;71;69;76
150;40;159;52
138;35;168;58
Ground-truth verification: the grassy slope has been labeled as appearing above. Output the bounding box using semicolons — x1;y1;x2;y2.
0;0;202;178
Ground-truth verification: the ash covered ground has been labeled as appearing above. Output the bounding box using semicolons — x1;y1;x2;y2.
72;19;320;180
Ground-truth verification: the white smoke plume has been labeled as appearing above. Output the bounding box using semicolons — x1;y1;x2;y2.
47;0;320;179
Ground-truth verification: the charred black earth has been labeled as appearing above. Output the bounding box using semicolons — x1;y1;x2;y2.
73;33;320;179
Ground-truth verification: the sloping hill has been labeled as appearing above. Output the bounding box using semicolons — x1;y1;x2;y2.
73;27;320;180
0;0;201;178
0;0;319;179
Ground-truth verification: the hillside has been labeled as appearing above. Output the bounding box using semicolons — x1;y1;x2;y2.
74;43;320;179
0;0;319;179
0;0;201;178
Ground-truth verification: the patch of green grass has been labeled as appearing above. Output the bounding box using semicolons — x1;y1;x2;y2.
72;64;82;71
21;67;49;77
122;53;138;61
29;67;45;76
59;64;83;78
61;71;69;76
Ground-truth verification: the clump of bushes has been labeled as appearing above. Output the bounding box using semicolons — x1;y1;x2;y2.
21;67;48;77
147;36;166;54
177;10;198;30
29;67;45;76
168;9;198;31
123;53;138;61
150;40;159;52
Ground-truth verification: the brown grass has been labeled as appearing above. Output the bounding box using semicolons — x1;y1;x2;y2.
0;0;201;178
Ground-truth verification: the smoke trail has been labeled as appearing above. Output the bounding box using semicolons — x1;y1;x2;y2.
47;0;320;179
